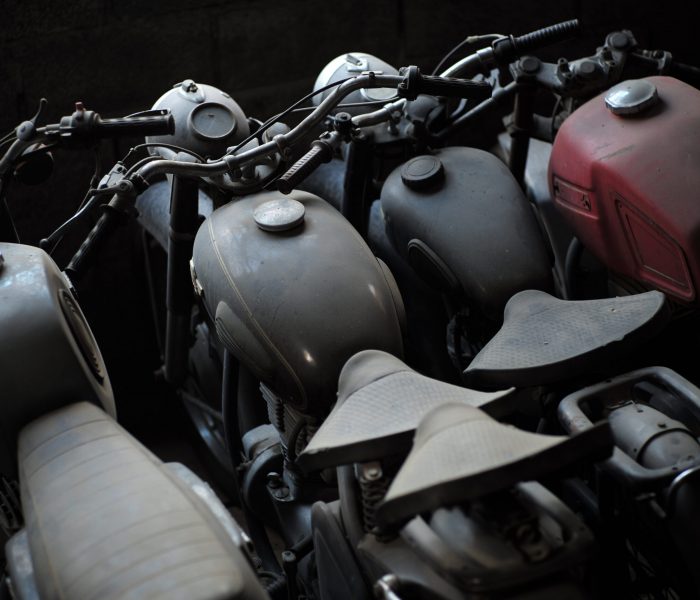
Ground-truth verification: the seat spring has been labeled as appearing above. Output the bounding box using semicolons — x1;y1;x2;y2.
358;462;389;534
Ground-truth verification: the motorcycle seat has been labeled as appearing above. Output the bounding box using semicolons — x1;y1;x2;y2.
376;402;612;528
11;402;268;600
136;179;214;250
297;350;515;473
463;290;667;390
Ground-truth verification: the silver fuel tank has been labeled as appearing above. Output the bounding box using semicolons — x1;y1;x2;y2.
191;190;405;416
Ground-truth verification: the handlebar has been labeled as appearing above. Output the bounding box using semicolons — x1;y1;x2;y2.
44;106;175;143
136;69;492;187
59;74;405;278
0;106;175;179
277;69;491;193
491;19;581;64
441;18;581;78
136;73;407;183
59;69;494;276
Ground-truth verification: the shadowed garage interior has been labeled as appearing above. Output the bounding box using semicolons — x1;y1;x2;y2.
2;0;698;502
2;3;700;597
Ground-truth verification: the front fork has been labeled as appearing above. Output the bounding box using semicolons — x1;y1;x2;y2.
164;175;199;385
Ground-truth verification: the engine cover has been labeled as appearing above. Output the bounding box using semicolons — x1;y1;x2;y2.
191;190;405;415
549;76;700;303
380;147;553;319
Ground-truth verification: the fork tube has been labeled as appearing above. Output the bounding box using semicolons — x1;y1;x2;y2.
164;175;199;385
508;84;535;189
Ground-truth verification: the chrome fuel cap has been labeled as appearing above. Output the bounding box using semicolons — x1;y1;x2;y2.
254;198;305;232
605;79;659;116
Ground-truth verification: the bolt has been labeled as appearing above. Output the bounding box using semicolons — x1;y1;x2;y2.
610;32;629;50
514;524;539;544
577;60;598;79
361;462;383;481
519;56;541;74
266;472;282;489
272;486;290;500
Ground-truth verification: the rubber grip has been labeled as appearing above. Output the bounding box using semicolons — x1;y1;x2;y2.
94;114;175;138
669;61;700;87
277;143;331;195
513;19;580;54
65;210;119;279
493;19;581;64
417;74;492;101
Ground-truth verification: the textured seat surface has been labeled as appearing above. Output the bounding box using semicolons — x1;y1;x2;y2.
297;350;514;472
463;289;667;389
376;403;612;527
18;402;268;600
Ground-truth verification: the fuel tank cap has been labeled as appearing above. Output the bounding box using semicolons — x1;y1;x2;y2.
254;198;305;232
400;155;444;190
605;79;659;116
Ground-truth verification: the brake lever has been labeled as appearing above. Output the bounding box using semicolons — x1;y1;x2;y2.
28;98;48;128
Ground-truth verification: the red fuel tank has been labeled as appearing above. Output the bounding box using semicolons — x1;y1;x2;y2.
549;76;700;302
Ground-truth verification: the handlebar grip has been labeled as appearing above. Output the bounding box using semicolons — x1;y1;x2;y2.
414;74;492;101
493;19;581;64
94;113;175;138
277;140;334;195
398;66;492;101
513;19;580;54
669;61;700;87
64;209;120;280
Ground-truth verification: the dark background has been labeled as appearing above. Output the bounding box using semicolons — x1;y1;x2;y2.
2;0;698;454
3;0;699;131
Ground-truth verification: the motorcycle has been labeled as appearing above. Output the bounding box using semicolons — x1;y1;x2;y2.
2;17;700;600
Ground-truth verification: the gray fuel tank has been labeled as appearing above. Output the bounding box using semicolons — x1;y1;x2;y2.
0;243;115;466
191;190;405;415
380;147;553;319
